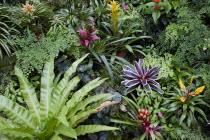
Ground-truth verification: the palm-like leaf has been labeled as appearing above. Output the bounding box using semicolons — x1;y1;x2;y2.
121;59;164;94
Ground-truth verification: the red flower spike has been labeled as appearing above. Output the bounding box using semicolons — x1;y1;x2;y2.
154;0;161;3
154;5;160;9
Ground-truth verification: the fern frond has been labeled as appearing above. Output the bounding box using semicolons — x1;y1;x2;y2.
0;128;33;139
0;96;36;129
69;109;96;126
66;78;107;117
58;76;80;112
68;94;112;118
49;54;89;117
54;123;77;139
75;125;119;136
40;58;55;120
15;67;41;125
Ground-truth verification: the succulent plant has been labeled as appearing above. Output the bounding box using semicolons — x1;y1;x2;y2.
121;59;164;94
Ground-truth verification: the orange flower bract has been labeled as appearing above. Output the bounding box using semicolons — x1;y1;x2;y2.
22;3;36;14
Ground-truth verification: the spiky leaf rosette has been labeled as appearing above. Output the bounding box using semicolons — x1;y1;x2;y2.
121;59;164;94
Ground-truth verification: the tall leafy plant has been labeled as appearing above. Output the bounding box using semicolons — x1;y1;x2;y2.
0;54;119;139
0;5;19;58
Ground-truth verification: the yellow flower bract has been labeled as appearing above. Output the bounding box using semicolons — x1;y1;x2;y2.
179;79;187;93
108;1;120;35
194;86;205;95
177;95;187;102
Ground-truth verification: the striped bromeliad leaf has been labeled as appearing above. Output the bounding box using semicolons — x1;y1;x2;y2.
121;59;164;94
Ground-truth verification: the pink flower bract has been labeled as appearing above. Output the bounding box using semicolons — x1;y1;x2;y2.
54;17;58;21
158;112;162;117
125;5;129;9
77;25;100;46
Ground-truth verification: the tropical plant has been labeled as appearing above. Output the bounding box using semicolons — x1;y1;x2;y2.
0;4;19;58
145;0;172;24
0;54;119;139
9;1;54;33
162;77;209;127
111;94;170;140
121;59;164;94
108;1;120;36
77;25;100;47
8;30;71;76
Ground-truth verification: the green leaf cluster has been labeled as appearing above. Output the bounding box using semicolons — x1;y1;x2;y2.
7;30;76;76
163;88;209;127
142;52;174;79
0;54;119;139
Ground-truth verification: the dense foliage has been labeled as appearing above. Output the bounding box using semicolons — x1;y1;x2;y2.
0;0;210;139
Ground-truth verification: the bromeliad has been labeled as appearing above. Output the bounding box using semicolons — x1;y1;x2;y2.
77;25;100;47
22;3;36;14
108;1;120;35
121;59;164;94
177;77;205;102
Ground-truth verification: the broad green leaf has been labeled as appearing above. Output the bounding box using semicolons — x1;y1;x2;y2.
167;105;181;112
50;134;62;140
152;10;161;24
0;128;33;139
172;1;180;9
183;104;187;111
110;119;137;126
40;58;55;121
58;76;81;111
0;96;36;129
105;37;136;46
54;123;77;139
100;55;114;82
69;109;96;126
66;78;106;113
68;94;111;118
179;111;187;124
50;54;89;117
125;45;133;53
53;73;62;87
75;125;119;136
169;101;180;107
146;2;155;6
106;55;134;69
89;48;102;63
187;111;192;127
41;118;58;139
189;106;194;113
72;97;116;127
122;96;139;109
194;107;207;119
15;67;41;125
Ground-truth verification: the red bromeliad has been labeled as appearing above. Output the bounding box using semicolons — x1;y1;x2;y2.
154;0;161;3
154;5;160;9
135;109;151;134
77;25;100;47
134;109;162;135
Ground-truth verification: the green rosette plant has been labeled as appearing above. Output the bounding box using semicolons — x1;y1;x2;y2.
163;77;209;127
0;54;119;140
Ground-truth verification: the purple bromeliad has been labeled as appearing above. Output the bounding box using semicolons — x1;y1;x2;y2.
121;59;164;94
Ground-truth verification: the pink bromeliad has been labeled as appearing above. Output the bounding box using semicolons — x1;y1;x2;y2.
77;25;100;47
